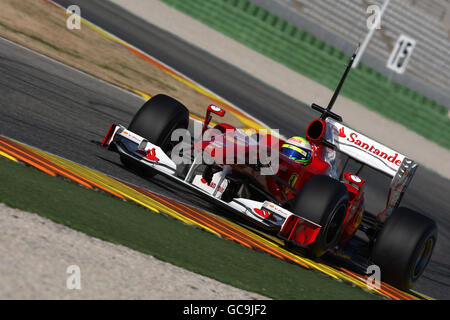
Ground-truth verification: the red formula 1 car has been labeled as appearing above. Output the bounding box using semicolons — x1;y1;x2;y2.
101;52;437;291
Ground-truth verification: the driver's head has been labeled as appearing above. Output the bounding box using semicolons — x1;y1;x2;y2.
281;137;312;166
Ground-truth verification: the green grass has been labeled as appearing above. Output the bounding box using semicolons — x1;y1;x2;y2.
0;156;380;299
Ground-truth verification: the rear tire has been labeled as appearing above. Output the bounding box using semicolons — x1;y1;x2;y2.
372;207;437;290
291;175;349;258
121;94;189;176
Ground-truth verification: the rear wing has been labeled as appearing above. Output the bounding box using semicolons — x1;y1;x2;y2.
306;46;418;222
325;118;405;178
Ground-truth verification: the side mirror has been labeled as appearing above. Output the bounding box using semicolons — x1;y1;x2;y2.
208;104;226;117
202;105;226;134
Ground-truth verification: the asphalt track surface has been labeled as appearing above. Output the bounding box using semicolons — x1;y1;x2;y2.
0;0;448;299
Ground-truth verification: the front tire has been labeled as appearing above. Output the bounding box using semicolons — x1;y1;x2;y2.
128;94;189;152
122;94;189;176
372;207;437;290
291;175;349;258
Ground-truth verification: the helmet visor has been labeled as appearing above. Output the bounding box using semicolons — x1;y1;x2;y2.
281;145;312;163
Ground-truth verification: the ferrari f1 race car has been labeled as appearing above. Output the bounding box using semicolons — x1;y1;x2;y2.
101;51;437;291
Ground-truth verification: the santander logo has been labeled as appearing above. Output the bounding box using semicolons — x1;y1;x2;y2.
338;128;402;167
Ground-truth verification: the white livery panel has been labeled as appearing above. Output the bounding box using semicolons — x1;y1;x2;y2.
325;118;406;177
